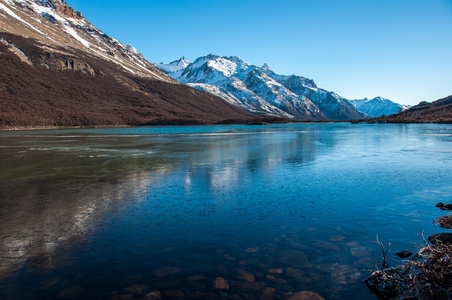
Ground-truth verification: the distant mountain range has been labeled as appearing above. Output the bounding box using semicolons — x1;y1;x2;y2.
349;97;410;118
364;95;452;123
0;0;255;128
157;56;408;120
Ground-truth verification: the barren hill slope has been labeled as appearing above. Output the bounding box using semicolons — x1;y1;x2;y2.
0;0;255;128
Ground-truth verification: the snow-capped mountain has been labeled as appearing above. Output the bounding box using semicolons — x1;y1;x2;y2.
262;68;367;120
158;55;367;121
156;57;189;77
349;97;410;118
0;0;254;128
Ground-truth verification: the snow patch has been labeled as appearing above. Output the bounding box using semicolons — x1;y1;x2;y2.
0;38;33;65
0;2;46;35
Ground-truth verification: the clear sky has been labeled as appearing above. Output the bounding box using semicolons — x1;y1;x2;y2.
68;0;452;106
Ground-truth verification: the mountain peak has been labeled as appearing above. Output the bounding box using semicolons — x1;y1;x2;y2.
372;96;386;102
261;63;272;72
169;57;190;68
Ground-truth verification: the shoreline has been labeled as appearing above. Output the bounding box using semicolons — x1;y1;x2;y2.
2;119;449;133
0;118;348;132
366;203;452;299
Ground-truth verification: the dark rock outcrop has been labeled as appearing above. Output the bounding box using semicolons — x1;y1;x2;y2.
427;233;452;245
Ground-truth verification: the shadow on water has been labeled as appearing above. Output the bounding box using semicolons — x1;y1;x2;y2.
0;123;451;299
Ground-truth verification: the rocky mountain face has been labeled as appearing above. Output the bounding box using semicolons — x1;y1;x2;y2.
366;95;452;124
349;97;410;118
0;0;255;128
157;55;368;121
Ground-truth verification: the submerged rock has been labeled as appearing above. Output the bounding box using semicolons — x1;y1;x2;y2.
286;291;324;300
224;254;237;261
144;291;161;300
312;241;340;251
277;250;311;268
187;274;207;281
152;266;181;278
365;269;403;299
317;263;361;285
435;202;452;210
261;287;279;300
267;268;283;274
329;235;346;242
236;269;255;282
350;246;371;257
428;233;452;244
124;284;146;295
230;281;267;293
165;290;184;298
285;267;305;282
213;277;229;290
396;251;414;258
57;286;83;299
111;294;133;300
245;247;260;253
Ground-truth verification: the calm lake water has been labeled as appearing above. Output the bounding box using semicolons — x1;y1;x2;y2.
0;123;451;299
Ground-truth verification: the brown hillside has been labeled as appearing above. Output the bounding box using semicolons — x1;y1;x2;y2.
0;33;256;128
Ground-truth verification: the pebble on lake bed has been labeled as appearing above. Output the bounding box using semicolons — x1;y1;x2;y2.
329;235;346;242
187;274;207;281
287;291;325;300
165;290;184;298
261;287;278;300
267;268;283;274
350;246;371;257
152;266;180;278
144;291;161;300
312;241;340;251
230;281;267;293
236;269;255;282
245;247;259;253
124;284;146;295
111;294;133;300
277;250;311;268
285;267;305;282
213;277;229;290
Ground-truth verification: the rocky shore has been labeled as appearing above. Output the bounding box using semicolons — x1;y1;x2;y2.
365;202;452;299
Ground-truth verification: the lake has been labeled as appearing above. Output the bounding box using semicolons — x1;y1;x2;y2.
0;123;451;299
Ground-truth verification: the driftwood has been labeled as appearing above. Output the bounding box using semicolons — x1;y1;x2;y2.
366;238;452;299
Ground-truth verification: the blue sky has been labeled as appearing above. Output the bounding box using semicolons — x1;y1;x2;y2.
68;0;452;106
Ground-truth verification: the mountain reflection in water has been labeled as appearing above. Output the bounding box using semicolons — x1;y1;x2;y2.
0;124;451;299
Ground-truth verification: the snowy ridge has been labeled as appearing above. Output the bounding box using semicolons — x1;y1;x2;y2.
156;56;189;77
176;55;324;120
157;55;370;120
0;0;174;82
349;97;410;118
262;69;366;120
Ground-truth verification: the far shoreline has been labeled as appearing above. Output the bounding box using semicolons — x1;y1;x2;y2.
0;118;348;132
3;119;450;133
